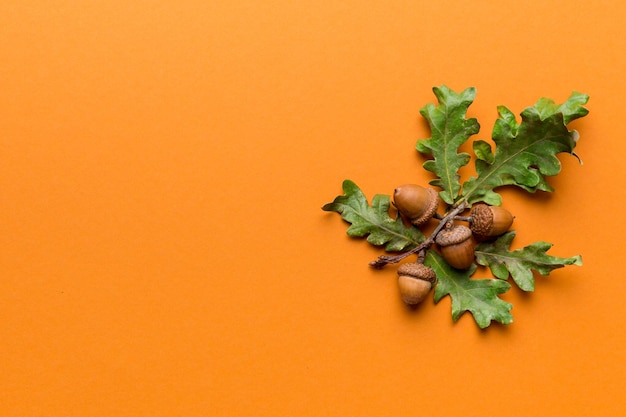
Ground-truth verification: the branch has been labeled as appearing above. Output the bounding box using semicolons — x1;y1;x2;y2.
369;202;468;268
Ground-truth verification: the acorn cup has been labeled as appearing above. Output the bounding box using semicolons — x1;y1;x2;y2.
392;184;439;226
397;262;437;305
469;203;514;237
435;225;475;269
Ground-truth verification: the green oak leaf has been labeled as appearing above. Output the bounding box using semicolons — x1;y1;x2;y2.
322;179;424;252
475;231;583;291
533;91;590;124
460;92;589;206
426;251;513;329
416;86;480;205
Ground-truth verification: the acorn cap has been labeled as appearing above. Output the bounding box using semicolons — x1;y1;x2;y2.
412;187;439;226
397;262;437;283
435;225;472;247
470;204;494;236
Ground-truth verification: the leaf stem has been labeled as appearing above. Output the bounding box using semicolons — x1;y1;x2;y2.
369;201;468;268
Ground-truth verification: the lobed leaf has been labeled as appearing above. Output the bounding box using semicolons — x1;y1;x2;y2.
534;91;590;124
416;86;480;205
426;251;513;329
475;231;583;291
322;180;424;252
460;92;589;206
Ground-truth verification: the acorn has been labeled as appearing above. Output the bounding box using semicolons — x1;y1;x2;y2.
397;262;437;305
470;203;514;237
435;225;475;269
393;184;439;226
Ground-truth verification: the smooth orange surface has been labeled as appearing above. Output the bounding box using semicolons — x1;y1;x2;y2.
1;1;624;415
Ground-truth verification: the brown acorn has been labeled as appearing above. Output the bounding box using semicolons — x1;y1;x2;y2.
470;203;514;237
392;184;439;226
435;225;475;269
397;262;437;305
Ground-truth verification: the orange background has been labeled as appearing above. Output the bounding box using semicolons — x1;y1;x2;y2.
1;1;624;415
